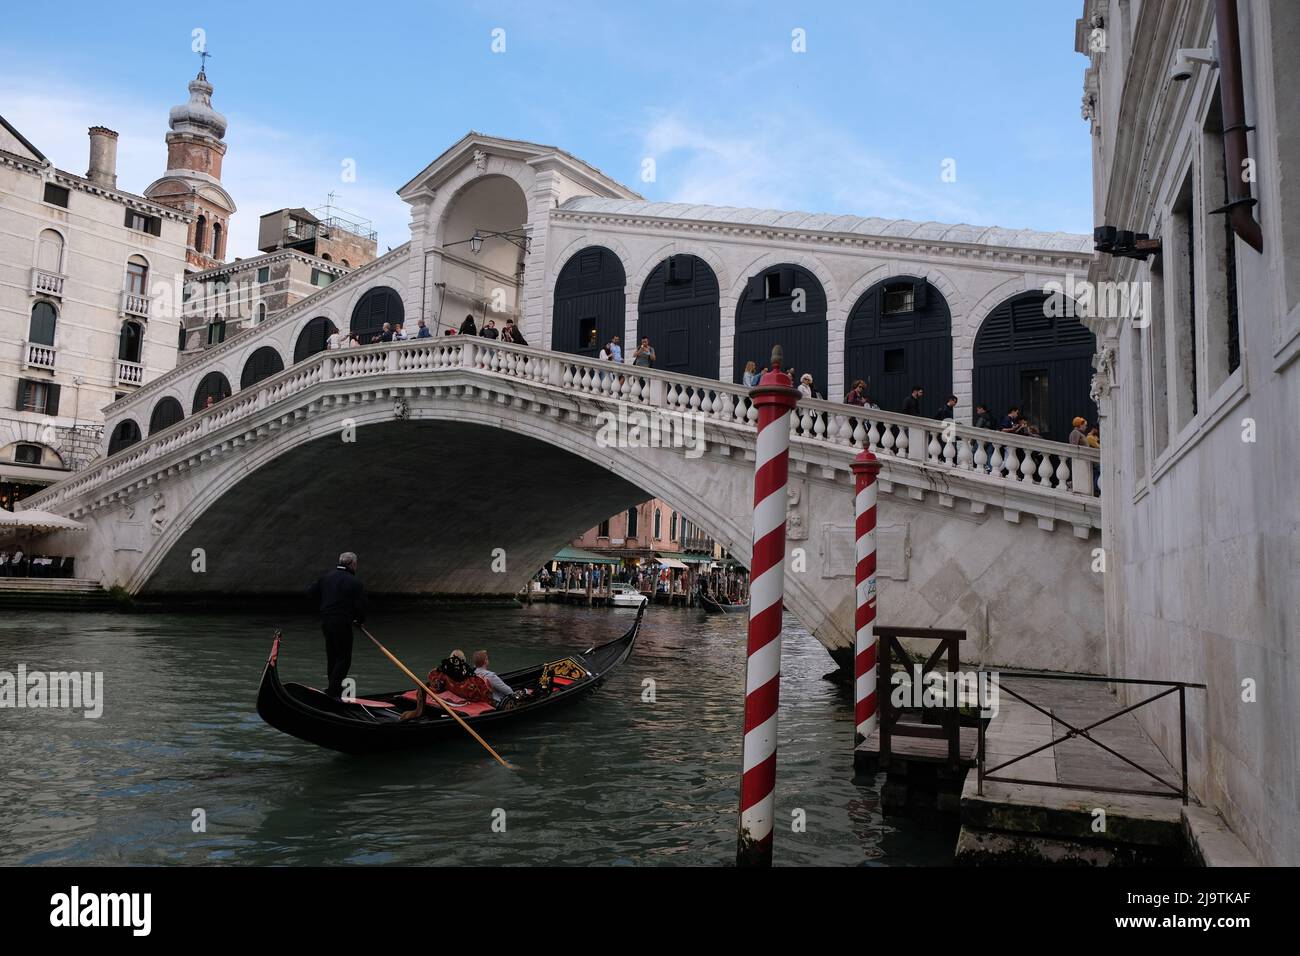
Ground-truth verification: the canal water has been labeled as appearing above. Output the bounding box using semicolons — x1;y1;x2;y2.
0;604;953;866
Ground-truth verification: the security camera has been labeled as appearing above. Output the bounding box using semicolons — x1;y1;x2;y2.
1170;44;1217;82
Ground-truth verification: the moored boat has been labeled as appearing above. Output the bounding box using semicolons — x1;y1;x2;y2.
699;592;748;614
256;605;642;754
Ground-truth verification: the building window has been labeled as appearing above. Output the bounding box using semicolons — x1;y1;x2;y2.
311;268;334;288
212;222;222;258
257;266;270;284
37;229;65;273
1147;254;1170;455
126;258;148;295
207;318;227;346
125;209;160;235
626;507;639;539
1130;324;1146;482
28;301;57;346
16;379;60;415
670;512;678;541
195;215;206;252
882;282;916;314
1201;86;1242;388
178;325;189;351
598;519;610;538
654;509;662;539
1170;170;1198;427
15;444;43;465
43;183;69;208
255;302;267;325
118;322;144;363
883;347;905;374
578;317;598;349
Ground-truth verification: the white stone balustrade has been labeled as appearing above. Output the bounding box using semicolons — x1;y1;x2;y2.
24;341;57;371
30;268;65;298
116;360;143;387
120;290;150;319
25;337;1100;530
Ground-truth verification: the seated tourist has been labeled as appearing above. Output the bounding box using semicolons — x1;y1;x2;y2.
473;650;517;706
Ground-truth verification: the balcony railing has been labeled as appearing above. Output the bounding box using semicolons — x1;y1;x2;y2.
121;290;150;319
30;268;65;298
116;360;144;387
24;341;57;371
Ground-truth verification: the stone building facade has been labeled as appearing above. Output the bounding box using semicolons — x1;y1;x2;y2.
1078;0;1299;864
0;115;189;502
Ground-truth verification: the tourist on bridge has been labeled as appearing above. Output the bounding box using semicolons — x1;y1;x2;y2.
902;385;924;416
480;320;499;340
934;395;958;420
374;323;394;343
1069;416;1089;447
742;360;760;387
393;323;407;341
459;314;477;335
308;551;368;700
844;379;867;406
632;337;655;367
502;319;528;346
972;403;995;430
416;319;431;338
797;373;821;400
327;328;342;350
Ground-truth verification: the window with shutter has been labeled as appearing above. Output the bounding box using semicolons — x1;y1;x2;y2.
43;183;70;207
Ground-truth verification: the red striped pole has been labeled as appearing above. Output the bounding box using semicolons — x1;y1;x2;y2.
851;451;882;744
737;346;800;868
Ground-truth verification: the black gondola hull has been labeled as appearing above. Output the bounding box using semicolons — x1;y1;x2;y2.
256;606;641;755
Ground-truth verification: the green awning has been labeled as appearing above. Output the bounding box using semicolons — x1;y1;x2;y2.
552;546;623;566
675;554;716;565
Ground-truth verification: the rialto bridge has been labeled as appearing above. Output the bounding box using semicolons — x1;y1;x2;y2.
19;132;1108;672
23;332;1103;673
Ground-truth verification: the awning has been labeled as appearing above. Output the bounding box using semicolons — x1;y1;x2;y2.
675;554;715;565
655;555;688;570
1;508;86;534
0;463;65;485
552;546;622;566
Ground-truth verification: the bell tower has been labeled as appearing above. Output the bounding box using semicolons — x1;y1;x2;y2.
145;57;237;272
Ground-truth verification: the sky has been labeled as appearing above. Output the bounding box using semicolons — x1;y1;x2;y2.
1;0;1095;260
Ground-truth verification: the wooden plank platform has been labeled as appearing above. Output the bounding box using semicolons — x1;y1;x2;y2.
855;724;979;773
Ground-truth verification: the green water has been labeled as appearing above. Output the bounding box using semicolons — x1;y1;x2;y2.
0;604;952;865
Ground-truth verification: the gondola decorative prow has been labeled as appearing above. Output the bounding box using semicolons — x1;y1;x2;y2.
269;629;283;667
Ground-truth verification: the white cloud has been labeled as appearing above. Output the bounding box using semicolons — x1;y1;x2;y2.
0;72;412;260
639;112;1015;228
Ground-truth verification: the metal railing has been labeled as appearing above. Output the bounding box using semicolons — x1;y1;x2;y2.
976;671;1207;804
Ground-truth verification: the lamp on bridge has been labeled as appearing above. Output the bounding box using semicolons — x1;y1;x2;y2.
446;229;532;256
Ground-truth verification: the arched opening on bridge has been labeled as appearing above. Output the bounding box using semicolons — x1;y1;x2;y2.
149;396;185;434
734;264;827;392
241;346;286;388
294;317;337;362
974;291;1096;440
438;174;529;336
637;254;720;378
350;288;404;343
552;246;625;359
108;419;141;455
193;371;232;412
844;276;951;413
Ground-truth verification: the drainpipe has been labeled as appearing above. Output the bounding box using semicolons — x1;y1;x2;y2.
1215;0;1263;253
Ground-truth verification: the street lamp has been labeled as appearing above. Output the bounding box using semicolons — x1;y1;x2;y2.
445;228;530;256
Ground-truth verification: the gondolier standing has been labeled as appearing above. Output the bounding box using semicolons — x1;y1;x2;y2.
308;551;368;699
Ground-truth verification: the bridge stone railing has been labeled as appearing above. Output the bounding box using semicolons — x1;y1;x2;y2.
21;336;1100;522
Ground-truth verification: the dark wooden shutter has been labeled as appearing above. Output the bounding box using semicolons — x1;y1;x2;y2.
913;279;929;310
124;208;134;228
47;383;61;416
748;276;765;302
16;379;30;409
779;267;795;296
150;216;162;236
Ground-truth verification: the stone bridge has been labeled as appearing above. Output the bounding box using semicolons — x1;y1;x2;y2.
22;336;1104;672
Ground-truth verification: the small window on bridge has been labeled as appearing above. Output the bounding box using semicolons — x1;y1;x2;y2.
579;318;598;350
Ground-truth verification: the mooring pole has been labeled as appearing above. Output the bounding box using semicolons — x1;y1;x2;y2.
736;345;800;868
851;451;882;745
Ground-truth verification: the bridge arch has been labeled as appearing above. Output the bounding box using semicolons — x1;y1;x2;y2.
732;263;829;393
551;245;626;360
148;397;185;435
844;275;952;413
240;346;286;388
350;287;405;343
192;371;231;412
973;290;1096;441
636;254;721;379
107;418;142;455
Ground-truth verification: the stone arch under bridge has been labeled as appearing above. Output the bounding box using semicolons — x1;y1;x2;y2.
22;338;1105;673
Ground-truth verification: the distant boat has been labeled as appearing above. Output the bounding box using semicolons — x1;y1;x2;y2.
609;583;649;608
256;607;642;754
699;593;748;614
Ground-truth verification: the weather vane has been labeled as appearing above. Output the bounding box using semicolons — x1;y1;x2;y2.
198;49;212;73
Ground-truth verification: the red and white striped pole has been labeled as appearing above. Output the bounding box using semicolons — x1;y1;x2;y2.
851;451;882;744
737;345;801;868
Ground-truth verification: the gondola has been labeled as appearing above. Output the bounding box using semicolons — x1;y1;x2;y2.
698;592;748;614
256;605;642;754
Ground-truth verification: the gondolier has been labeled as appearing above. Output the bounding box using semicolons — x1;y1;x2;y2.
307;551;367;699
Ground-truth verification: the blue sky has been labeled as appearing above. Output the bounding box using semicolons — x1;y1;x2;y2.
1;0;1094;259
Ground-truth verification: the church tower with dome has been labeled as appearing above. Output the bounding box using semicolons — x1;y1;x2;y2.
144;63;237;272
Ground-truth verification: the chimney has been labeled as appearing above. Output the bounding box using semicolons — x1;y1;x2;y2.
86;126;119;189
